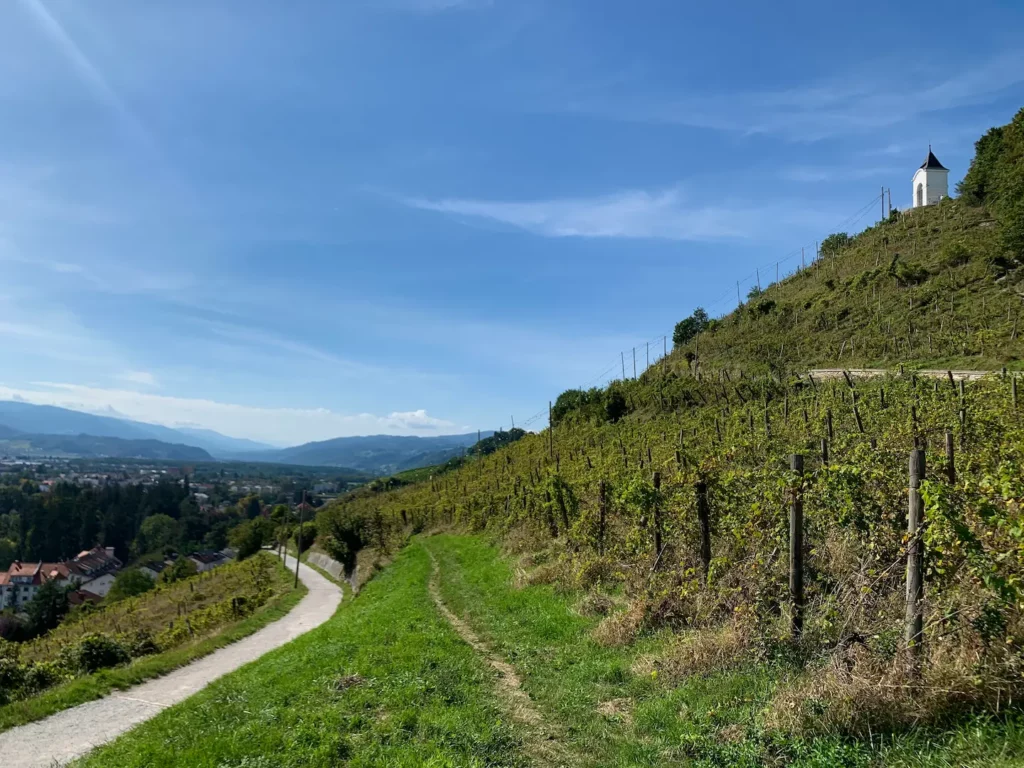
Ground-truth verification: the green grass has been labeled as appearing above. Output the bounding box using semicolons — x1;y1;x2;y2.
54;536;1024;766
74;544;527;768
424;534;1024;768
0;555;304;733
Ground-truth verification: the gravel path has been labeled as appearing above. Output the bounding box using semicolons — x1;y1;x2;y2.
0;553;342;768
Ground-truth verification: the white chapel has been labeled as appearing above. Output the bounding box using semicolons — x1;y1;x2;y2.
911;147;949;208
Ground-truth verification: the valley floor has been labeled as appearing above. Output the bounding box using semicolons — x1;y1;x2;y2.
70;536;1024;767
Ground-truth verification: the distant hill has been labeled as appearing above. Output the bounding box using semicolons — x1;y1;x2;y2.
0;402;271;457
0;432;212;461
173;427;276;455
243;432;493;475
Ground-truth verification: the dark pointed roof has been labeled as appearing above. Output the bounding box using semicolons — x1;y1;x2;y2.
920;148;947;171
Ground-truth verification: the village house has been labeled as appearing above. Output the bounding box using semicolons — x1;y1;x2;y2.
0;546;122;611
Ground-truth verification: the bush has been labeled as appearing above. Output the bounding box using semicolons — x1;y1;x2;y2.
940;240;971;268
159;557;198;585
294;521;317;554
61;633;130;674
107;568;155;602
820;232;852;255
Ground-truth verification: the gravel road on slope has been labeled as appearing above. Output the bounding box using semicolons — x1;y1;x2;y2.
0;553;342;768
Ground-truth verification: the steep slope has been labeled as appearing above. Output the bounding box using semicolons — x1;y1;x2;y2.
316;110;1024;745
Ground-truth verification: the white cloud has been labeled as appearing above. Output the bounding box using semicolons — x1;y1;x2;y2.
385;409;457;431
119;370;158;386
0;382;462;445
406;187;838;241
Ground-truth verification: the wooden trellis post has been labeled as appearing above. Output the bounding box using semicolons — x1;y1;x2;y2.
696;480;711;585
906;449;926;672
790;454;805;639
598;480;607;556
652;472;663;566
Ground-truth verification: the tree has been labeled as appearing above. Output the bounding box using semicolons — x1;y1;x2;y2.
240;495;263;520
159;557;197;585
819;232;851;255
958;125;1006;205
26;578;70;636
672;307;709;347
318;507;366;577
293;521;317;554
137;514;182;555
107;568;155;602
228;521;264;560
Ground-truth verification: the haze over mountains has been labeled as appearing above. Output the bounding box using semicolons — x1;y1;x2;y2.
0;401;486;475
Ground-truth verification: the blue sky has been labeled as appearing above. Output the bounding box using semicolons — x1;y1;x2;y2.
1;0;1022;446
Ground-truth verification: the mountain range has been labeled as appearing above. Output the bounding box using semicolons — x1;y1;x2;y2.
0;400;487;474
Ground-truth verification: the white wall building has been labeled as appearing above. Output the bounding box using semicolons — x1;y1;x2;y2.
911;148;949;208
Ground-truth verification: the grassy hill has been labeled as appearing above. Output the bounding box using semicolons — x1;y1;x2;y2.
302;109;1024;759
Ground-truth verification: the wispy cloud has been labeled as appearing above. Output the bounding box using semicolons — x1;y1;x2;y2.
406;187;838;241
561;50;1024;141
0;382;462;444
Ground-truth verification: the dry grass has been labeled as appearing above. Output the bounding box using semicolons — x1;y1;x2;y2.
632;623;750;680
765;636;1024;737
577;593;616;618
592;600;648;648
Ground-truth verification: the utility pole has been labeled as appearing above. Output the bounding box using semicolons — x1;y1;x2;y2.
888;188;892;218
756;268;761;292
293;491;304;588
646;341;649;371
801;247;805;269
632;347;636;379
621;351;625;380
736;280;741;307
881;186;886;222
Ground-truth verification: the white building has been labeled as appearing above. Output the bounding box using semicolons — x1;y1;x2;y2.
912;148;949;208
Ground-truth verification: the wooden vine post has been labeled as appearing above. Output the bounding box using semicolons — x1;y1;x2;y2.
652;472;663;565
696;480;711;585
906;449;926;672
598;480;607;556
548;401;554;459
789;455;805;639
945;429;955;485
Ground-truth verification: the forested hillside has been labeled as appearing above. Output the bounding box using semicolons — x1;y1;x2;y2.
316;109;1024;747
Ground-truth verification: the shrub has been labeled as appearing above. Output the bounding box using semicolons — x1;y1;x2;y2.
107;568;155;602
940;240;971;268
160;557;198;585
294;521;317;554
61;633;130;674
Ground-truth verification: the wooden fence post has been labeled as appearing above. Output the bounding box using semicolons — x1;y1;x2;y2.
945;429;955;485
820;438;829;465
696;480;711;585
652;472;663;566
790;454;805;639
906;449;926;671
598;480;607;556
1013;375;1018;411
826;409;834;441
